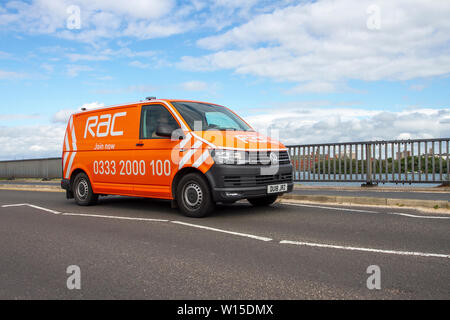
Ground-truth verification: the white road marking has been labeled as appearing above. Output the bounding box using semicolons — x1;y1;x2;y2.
2;202;449;260
62;212;168;222
1;203;61;214
282;202;450;219
171;221;273;242
386;212;450;219
282;203;376;213
280;240;450;259
1;203;271;241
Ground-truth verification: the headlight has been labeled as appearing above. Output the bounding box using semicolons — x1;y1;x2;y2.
210;149;247;165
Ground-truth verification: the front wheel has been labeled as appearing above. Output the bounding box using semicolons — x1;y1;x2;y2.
176;173;215;218
73;172;98;206
248;195;278;206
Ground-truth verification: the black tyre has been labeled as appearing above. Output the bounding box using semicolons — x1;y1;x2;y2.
176;173;215;218
73;172;98;206
248;195;278;206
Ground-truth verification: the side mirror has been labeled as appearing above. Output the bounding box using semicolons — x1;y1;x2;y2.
156;124;185;140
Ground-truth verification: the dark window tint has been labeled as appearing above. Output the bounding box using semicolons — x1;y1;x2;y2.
140;105;180;139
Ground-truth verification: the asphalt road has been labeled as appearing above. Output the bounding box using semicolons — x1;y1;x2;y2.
0;189;449;299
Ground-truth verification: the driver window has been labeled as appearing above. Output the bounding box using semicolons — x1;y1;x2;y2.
140;105;179;139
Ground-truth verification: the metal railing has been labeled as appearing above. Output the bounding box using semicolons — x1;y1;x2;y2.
0;158;62;179
287;138;450;184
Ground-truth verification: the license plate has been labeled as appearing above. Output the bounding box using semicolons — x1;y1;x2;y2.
267;183;288;194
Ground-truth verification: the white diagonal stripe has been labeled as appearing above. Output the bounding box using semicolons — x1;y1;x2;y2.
65;152;76;179
193;150;210;168
64;132;70;151
70;117;77;151
63;152;69;171
178;140;202;169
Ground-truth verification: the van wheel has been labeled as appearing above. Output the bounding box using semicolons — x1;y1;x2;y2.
248;195;278;206
73;172;98;206
176;173;215;218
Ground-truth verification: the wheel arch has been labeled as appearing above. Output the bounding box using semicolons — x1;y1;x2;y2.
69;167;90;190
171;167;214;200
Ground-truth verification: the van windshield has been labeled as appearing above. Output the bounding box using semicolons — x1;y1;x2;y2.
171;101;253;131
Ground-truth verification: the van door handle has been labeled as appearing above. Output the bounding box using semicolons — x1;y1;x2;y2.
136;143;144;147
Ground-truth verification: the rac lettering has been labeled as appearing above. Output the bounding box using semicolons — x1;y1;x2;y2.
84;112;127;138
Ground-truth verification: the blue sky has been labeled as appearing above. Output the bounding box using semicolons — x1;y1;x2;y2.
0;0;449;159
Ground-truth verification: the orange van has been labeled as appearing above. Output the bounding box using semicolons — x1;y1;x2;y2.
61;98;293;217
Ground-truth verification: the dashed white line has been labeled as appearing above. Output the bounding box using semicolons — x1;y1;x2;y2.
280;240;450;259
62;212;168;222
1;203;270;242
1;203;61;214
386;212;450;219
281;203;376;213
282;202;450;219
171;221;273;242
3;202;450;259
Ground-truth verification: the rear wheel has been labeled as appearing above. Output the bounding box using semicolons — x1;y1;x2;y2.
248;195;278;206
176;173;215;218
73;172;98;206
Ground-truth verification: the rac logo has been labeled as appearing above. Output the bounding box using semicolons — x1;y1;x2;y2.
84;112;127;138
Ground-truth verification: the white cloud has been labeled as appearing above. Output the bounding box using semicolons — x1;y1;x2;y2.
245;107;450;145
180;80;209;91
66;64;93;77
0;0;186;42
409;84;427;91
52;102;104;123
67;53;110;62
92;85;157;95
0;114;41;121
40;63;55;73
0;124;66;160
287;82;338;94
0;0;274;42
128;61;151;69
0;51;11;59
179;0;450;92
0;69;26;79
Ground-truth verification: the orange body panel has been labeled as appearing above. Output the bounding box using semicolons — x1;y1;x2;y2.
62;99;287;200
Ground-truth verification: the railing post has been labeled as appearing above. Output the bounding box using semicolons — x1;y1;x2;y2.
362;143;376;186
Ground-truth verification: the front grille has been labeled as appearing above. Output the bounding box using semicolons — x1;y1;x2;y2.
247;150;291;165
223;173;292;188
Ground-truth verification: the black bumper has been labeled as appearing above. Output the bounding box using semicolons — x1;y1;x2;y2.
205;163;294;202
61;179;70;190
61;179;74;199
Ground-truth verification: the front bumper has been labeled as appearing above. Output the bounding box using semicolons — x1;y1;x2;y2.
205;163;294;202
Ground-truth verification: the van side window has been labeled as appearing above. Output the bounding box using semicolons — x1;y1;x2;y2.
140;105;180;139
